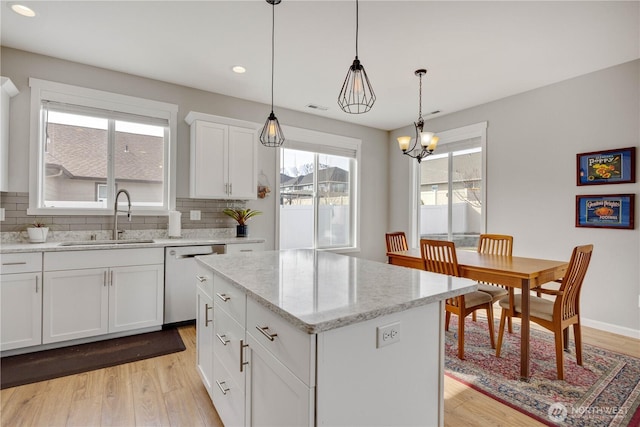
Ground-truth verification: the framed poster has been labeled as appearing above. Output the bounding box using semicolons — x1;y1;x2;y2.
576;147;635;186
575;194;635;229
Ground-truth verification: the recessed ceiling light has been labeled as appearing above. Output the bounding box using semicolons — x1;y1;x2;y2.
10;3;36;17
232;66;246;74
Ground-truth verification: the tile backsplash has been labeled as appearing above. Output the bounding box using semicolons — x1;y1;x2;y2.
0;192;246;235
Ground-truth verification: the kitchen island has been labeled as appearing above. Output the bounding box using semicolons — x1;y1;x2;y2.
195;249;477;427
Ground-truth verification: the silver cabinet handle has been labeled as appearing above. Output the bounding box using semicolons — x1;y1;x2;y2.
2;261;27;266
240;249;253;252
104;270;108;287
240;339;249;372
215;380;229;395
229;183;232;195
35;275;39;293
216;333;230;345
204;303;212;326
196;275;207;282
216;292;230;302
255;325;278;341
109;270;113;287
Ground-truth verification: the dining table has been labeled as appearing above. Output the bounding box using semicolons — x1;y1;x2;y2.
387;248;569;381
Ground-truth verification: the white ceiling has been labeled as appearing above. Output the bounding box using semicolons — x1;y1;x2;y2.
1;1;638;131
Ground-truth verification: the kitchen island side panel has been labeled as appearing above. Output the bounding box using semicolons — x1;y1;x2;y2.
316;302;443;427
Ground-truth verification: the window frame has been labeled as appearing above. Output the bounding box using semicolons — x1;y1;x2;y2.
28;78;178;216
277;125;361;253
409;122;487;248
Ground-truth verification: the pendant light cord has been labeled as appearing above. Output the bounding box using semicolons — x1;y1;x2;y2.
355;0;359;58
271;0;275;113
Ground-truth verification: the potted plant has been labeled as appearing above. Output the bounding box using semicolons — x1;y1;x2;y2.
223;208;262;237
23;221;50;243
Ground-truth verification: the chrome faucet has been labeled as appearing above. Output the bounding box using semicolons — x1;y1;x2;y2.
113;189;132;240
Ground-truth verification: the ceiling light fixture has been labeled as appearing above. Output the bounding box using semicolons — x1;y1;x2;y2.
397;69;439;163
259;0;285;147
232;65;246;74
337;0;375;114
10;3;35;17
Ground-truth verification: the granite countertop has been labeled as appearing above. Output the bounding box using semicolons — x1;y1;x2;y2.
0;237;265;253
196;249;477;334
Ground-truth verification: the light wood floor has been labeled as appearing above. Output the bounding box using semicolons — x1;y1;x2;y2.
1;322;638;427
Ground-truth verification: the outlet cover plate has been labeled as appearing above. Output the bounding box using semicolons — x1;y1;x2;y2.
376;322;401;348
190;210;201;221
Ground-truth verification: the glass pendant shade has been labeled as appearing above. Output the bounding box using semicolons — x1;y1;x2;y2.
260;111;285;147
338;58;376;114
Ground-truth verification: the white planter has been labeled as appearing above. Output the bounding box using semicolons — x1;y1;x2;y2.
27;227;49;243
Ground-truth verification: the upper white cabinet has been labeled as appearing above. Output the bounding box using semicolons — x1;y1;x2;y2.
0;77;18;192
185;111;258;200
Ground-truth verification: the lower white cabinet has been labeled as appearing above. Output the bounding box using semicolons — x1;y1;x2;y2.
196;265;214;401
0;272;42;351
245;334;314;427
0;252;43;351
43;248;164;344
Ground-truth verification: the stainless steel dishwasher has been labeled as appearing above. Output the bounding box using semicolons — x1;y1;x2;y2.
164;245;225;324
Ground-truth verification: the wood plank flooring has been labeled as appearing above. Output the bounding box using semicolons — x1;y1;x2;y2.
1;322;638;426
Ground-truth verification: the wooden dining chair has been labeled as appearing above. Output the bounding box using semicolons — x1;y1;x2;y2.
420;239;496;360
474;234;512;331
385;232;408;253
495;244;593;380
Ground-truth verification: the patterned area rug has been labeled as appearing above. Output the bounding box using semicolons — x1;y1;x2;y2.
444;316;640;426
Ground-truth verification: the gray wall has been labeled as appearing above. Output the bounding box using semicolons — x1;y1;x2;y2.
389;60;640;337
1;47;389;261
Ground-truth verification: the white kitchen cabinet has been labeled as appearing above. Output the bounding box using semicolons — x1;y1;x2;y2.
0;77;18;192
43;248;164;344
245;334;314;427
224;241;264;255
196;264;214;401
0;252;43;351
185;111;257;200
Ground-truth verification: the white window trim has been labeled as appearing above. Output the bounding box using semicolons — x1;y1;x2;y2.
409;121;488;248
28;78;178;216
276;124;362;253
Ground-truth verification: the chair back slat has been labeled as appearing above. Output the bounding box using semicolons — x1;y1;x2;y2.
420;239;460;277
386;232;408;252
557;244;593;321
477;234;513;256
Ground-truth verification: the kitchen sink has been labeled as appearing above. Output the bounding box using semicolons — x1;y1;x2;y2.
58;239;156;247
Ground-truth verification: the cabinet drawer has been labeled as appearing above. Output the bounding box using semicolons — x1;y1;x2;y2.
214;307;245;388
0;252;42;274
212;353;245;427
195;264;213;299
45;248;163;271
247;298;315;387
214;275;246;324
225;242;264;255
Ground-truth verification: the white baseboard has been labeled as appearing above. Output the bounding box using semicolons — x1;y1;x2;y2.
582;317;640;340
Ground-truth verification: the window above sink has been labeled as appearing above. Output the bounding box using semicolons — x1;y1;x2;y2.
27;78;178;216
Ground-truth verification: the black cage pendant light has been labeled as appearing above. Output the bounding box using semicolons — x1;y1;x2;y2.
260;0;285;147
338;0;376;114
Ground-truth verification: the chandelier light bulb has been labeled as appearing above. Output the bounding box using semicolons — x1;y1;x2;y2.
397;136;412;151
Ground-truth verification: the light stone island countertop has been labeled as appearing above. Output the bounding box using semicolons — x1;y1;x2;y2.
0;237;265;254
196;249;477;334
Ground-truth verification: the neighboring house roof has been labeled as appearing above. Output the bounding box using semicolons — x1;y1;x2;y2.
281;167;348;188
45;123;163;182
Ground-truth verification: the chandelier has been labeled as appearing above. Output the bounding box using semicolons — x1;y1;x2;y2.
397;69;438;163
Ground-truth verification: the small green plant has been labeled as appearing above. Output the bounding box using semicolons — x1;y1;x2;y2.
222;208;262;225
21;220;50;230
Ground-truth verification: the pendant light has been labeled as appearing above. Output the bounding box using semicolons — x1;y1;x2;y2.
338;0;375;114
260;0;285;147
397;69;439;163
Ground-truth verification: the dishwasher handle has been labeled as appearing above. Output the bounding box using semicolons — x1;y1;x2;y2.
175;252;214;259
